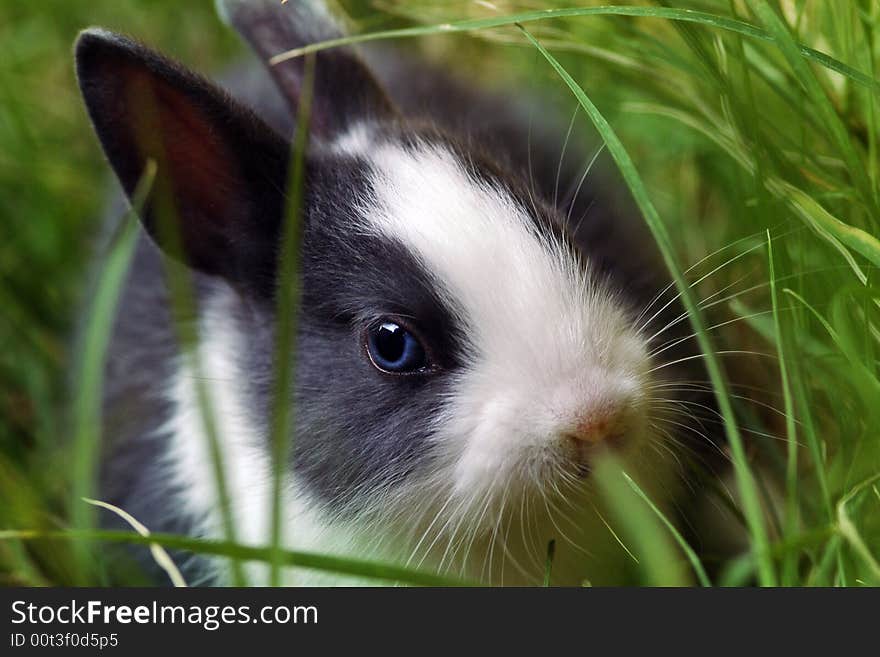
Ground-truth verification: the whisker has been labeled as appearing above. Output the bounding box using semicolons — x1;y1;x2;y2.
637;237;768;336
653;386;797;424
564;143;605;226
652;404;798;446
647;349;777;375
539;487;586;555
634;223;809;330
649;306;797;360
404;491;456;569
553;103;579;211
650;413;728;458
647;264;854;347
648;378;786;398
645;268;756;345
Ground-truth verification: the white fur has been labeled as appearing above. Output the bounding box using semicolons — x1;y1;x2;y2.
331;123;375;156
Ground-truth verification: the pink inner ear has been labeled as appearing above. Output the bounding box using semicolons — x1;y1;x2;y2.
121;66;249;253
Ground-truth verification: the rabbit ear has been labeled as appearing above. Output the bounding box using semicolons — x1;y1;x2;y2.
75;29;291;295
218;0;396;139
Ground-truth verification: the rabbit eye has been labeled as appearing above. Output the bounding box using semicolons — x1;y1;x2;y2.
365;321;429;374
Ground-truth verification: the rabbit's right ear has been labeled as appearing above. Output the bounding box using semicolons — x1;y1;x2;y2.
76;29;291;296
218;0;396;139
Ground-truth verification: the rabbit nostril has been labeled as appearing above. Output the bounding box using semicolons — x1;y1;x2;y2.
568;409;628;447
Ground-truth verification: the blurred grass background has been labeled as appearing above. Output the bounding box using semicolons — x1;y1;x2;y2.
1;0;878;585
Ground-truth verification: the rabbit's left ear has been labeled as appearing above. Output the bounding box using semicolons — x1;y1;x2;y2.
219;0;397;139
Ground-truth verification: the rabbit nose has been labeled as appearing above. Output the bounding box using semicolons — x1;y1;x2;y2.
565;407;628;449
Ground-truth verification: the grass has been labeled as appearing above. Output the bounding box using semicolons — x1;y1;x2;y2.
1;0;879;586
69;166;152;584
268;51;315;587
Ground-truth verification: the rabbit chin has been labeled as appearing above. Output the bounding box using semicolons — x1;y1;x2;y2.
158;290;679;586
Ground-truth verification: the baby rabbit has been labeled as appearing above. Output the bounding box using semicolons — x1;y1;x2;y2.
77;0;717;585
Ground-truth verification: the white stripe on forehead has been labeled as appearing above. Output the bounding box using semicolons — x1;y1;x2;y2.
358;141;630;377
357;140;649;505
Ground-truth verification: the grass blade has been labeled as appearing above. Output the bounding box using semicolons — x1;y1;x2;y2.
779;182;880;268
622;472;712;587
84;497;186;587
767;230;800;585
70;163;154;585
594;456;688;586
0;528;477;587
268;53;315;587
269;6;879;93
836;473;880;584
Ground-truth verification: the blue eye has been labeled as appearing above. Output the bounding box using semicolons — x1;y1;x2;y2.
365;321;428;373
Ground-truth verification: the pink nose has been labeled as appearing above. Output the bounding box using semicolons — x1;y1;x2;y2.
568;408;627;447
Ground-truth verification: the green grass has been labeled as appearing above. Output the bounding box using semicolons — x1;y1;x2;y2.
269;51;315;587
1;0;879;586
69;167;152;584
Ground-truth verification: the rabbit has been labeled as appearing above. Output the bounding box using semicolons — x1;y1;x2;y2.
75;0;720;586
